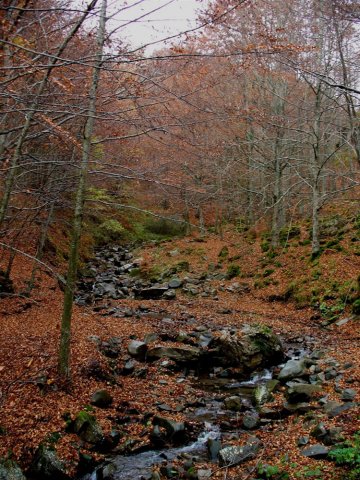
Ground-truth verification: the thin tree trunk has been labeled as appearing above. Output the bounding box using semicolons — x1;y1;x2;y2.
26;201;55;294
58;0;107;382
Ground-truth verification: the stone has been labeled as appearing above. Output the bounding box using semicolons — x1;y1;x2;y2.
254;380;279;405
99;338;121;358
311;424;344;445
128;340;147;359
30;445;70;479
90;389;113;408
297;436;309;446
310;422;327;440
152;415;186;442
134;287;169;299
144;332;158;344
73;411;104;445
147;346;201;363
219;438;261;466
286;383;322;403
163;289;176;299
278;359;306;382
122;359;136;375
224;396;243;411
198;332;213;348
341;388;356;401
207;438;221;461
197;470;212;479
0;460;26;480
168;278;183;288
325;369;338;380
242;412;260;430
301;444;329;458
324;401;356;417
283;401;314;413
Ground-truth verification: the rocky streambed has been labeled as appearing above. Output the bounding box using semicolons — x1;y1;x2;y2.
68;246;360;480
3;245;357;480
75;244;249;306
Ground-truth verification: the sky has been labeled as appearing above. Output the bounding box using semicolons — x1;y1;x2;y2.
105;0;205;52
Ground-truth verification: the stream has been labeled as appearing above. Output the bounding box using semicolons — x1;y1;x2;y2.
81;368;282;480
77;245;310;480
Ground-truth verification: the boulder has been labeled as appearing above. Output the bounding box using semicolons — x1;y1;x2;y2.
90;389;113;408
30;446;70;479
242;412;260;430
73;411;104;445
152;415;186;444
128;340;147;359
278;359;306;381
311;423;343;445
0;460;26;480
301;444;329;458
219;438;261;466
283;401;314;414
163;289;176;300
286;383;322;403
207;324;284;371
323;401;356;417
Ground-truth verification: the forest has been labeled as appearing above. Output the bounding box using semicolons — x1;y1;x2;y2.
0;0;359;479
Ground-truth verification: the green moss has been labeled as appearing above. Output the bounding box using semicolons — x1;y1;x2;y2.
94;219;126;245
263;268;275;277
218;245;229;259
279;225;301;245
226;264;241;279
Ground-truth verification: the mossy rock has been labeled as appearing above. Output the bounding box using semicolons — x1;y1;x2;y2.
319;215;347;239
73;411;104;445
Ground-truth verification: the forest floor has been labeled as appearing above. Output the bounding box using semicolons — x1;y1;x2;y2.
0;223;359;479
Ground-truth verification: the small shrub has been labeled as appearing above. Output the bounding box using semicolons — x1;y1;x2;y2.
312;270;321;280
261;241;270;252
328;432;360;480
279;225;301;245
226;264;241;279
95;219;125;244
263;268;275;277
257;463;289;479
144;218;185;237
218;245;229;259
299;239;311;246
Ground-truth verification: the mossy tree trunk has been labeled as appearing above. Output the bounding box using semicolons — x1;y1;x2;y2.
58;0;107;382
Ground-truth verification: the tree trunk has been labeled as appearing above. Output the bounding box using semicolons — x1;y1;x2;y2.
58;0;107;382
